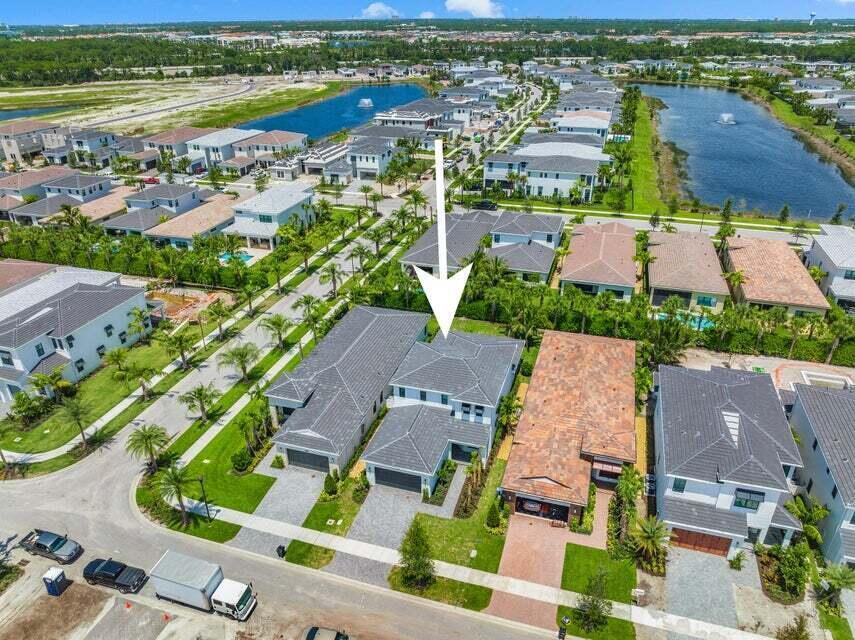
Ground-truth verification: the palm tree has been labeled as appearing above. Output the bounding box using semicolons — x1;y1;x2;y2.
61;397;90;448
157;463;195;527
407;190;428;218
103;347;129;372
125;423;169;472
349;245;373;273
240;282;261;316
126;363;157;400
260;313;294;349
785;494;829;545
787;316;808;359
128;307;151;343
179;383;222;421
218;343;261;381
826;315;855;364
203;298;230;340
291;234;315;272
293;293;320;320
157;331;195;369
368;192;384;214
359;184;374;207
631;516;670;565
820;564;855;608
365;227;385;256
28;365;67;402
723;270;746;291
320;262;346;297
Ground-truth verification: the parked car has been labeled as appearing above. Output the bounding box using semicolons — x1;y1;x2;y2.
304;628;350;640
472;199;498;211
142;176;160;185
84;558;147;594
19;530;83;564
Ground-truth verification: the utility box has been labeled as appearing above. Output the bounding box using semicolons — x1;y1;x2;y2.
42;567;67;596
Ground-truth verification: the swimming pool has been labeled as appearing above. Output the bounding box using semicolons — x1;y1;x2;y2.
656;312;715;331
220;252;252;263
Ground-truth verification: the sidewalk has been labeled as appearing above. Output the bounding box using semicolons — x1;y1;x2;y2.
179;498;772;640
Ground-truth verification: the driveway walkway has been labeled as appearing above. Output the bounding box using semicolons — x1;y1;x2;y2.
842;590;855;637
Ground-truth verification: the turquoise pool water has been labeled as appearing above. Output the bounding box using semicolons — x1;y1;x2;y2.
657;312;715;331
220;252;252;263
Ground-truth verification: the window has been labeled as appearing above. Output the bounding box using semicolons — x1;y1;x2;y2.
850;511;855;525
398;387;405;398
832;485;839;500
546;234;553;243
119;331;127;344
104;324;114;337
845;270;855;281
440;394;448;405
96;345;106;357
0;351;12;366
66;335;75;348
672;477;686;493
75;358;85;372
259;215;273;224
697;296;716;308
812;438;818;451
51;337;63;350
35;343;45;358
462;403;471;417
734;489;764;510
419;390;427;401
475;405;484;418
493;234;500;243
807;478;813;493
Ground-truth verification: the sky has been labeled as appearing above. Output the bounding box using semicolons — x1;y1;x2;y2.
3;0;854;25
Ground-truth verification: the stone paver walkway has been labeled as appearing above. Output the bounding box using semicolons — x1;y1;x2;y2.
177;498;774;640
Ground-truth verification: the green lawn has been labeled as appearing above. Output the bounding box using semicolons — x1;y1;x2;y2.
629;98;666;214
0;562;23;597
388;567;492;612
819;607;855;640
135;482;240;543
413;459;508;573
556;543;637;640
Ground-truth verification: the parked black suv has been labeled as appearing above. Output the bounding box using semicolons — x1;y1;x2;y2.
83;558;146;594
471;199;498;211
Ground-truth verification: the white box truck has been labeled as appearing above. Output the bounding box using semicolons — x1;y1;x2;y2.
150;550;257;621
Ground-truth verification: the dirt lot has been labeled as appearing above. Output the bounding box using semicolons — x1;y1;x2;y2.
0;581;110;640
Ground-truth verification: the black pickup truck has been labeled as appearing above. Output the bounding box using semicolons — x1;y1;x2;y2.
19;529;83;564
83;558;146;594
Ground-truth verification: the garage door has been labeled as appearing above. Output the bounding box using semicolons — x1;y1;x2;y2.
287;449;330;472
374;467;421;492
671;528;731;556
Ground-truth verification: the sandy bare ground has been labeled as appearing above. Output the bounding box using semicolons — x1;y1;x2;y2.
0;581;110;640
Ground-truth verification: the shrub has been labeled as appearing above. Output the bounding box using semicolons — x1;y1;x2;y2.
729;550;746;571
573;568;612;632
778;543;810;597
270;454;285;469
774;614;810;640
485;498;502;530
353;470;370;504
230;449;252;472
323;473;338;496
400;519;435;589
569;483;597;534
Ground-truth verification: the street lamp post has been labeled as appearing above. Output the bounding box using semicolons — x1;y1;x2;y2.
198;476;211;522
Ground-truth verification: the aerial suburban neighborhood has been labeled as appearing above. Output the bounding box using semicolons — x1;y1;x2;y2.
0;9;853;640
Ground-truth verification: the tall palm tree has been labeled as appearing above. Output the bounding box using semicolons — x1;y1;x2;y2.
291;235;315;273
218;343;261;381
365;227;385;256
826;315;855;364
126;363;157;401
128;307;151;343
407;190;428;218
157;463;195;527
203;298;231;340
785;494;829;545
157;331;195;369
320;262;346;297
260;313;294;350
349;245;373;273
125;423;169;472
293;293;320;320
179;383;222;421
359;184;374;207
103;347;129;372
723;270;746;291
61;397;90;448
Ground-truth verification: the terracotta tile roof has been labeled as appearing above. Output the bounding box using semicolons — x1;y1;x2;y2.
560;222;636;288
648;231;729;296
143;126;217;146
502;331;636;506
0;166;77;192
239;130;307;147
0;259;55;293
0;194;23;212
0;119;59;136
145;192;249;240
727;237;830;310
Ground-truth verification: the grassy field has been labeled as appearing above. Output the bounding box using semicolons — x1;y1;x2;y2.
819;606;855;640
388;567;493;611
0;562;23;597
556;543;637;640
135;481;241;543
629;98;666;213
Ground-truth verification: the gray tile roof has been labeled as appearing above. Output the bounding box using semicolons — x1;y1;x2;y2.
30;350;70;376
0;283;143;348
492;211;564;236
488;242;555;275
391;331;522;407
794;384;855;506
268;306;428;457
349;137;394;155
363;404;488;475
662;497;748;538
126;184;197;201
771;494;802;530
44;174;109;190
401;212;497;270
10;194;78;219
657;366;801;491
102;207;176;232
520;131;605;147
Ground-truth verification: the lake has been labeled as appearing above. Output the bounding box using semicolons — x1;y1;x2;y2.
242;83;428;140
636;84;854;219
0;106;66;121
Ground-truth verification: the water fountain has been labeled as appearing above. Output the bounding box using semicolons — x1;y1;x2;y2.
358;98;374;108
717;113;736;125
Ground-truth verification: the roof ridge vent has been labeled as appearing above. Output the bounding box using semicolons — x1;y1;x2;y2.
721;410;740;446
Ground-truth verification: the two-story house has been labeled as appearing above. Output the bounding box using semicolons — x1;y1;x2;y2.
222;183;314;249
362;331;523;495
0;166;78;207
143;126;216;159
265;306;429;475
346;137;397;181
805;224;855;313
0;119;61;164
43;174;112;203
789;384;855;568
560;222;637;300
654;366;803;559
232;130;308;166
123;184;201;215
186;128;264;170
68;130;118;168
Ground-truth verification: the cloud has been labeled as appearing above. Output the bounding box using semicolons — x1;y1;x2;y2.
444;0;503;17
418;11;437;18
361;2;400;18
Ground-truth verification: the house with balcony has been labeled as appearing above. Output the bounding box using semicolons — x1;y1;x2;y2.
556;91;618;114
186;128;264;170
68;130;118;168
647;232;730;314
805;224;855;312
123;184;201;215
502;332;636;524
266;306;429;474
232;130;308;166
0;261;152;415
654;365;803;558
789;384;855;567
548;112;612;138
346;137;397;181
372;99;461;139
0;166;78;218
222;183;314;249
362;331;523;495
43;174;112;203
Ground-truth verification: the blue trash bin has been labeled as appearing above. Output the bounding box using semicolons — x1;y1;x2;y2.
43;567;67;596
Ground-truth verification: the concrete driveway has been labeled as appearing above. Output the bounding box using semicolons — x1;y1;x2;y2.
842;589;855;637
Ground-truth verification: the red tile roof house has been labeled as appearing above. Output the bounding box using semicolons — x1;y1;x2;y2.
559;222;637;302
501;331;637;525
723;237;831;316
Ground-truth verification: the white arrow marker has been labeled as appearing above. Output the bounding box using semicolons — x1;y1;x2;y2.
413;138;472;338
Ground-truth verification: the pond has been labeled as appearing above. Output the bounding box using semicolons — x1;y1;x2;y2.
241;83;427;140
0;106;67;121
636;84;854;219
